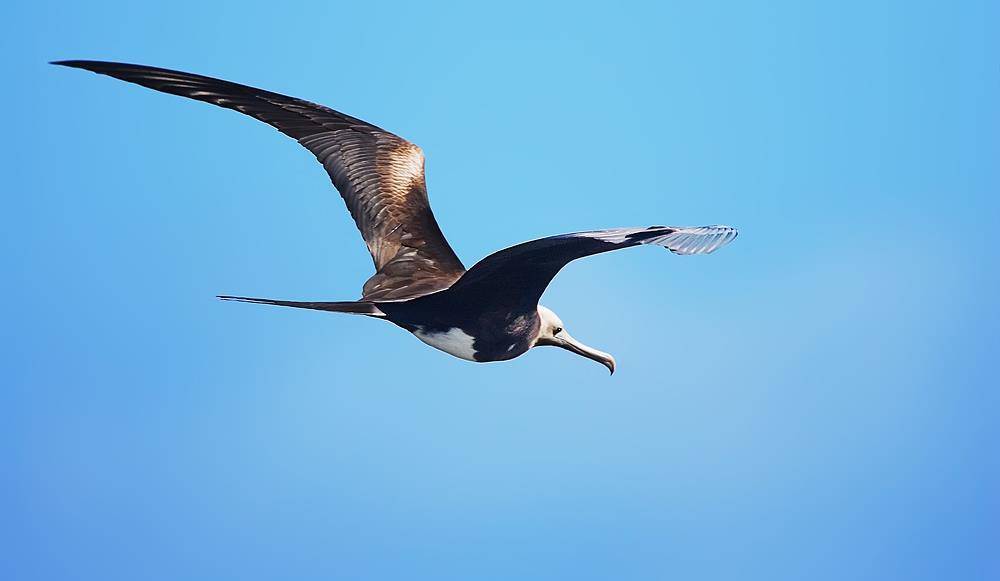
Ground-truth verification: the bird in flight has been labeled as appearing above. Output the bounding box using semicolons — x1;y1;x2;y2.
55;60;738;374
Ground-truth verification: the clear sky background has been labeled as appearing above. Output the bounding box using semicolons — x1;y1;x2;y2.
3;1;997;580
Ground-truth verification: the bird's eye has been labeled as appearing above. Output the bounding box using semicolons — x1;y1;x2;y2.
553;327;563;335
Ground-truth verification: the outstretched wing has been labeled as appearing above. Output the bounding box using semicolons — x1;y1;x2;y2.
54;60;465;301
448;225;737;309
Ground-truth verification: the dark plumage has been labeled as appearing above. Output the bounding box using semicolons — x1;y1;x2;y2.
56;60;738;373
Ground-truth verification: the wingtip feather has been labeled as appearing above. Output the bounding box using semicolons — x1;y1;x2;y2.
659;225;739;255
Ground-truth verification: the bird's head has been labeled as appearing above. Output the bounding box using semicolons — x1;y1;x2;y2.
533;305;616;375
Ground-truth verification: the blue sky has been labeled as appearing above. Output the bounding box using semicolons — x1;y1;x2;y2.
2;1;997;579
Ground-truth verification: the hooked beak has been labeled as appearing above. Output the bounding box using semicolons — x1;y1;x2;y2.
551;331;617;375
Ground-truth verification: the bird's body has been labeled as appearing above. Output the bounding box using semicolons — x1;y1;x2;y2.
378;291;540;363
56;60;738;373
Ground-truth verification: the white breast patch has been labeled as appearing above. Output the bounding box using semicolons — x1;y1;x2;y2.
413;327;478;361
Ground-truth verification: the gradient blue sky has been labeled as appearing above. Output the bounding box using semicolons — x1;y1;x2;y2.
3;1;998;580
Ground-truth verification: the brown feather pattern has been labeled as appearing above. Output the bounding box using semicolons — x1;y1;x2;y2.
53;60;466;301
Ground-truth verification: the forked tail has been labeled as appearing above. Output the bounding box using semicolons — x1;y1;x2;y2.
217;295;385;317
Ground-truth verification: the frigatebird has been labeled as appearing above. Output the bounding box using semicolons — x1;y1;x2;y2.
55;60;738;374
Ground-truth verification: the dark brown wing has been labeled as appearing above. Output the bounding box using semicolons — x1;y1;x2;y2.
54;60;465;301
448;226;738;310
